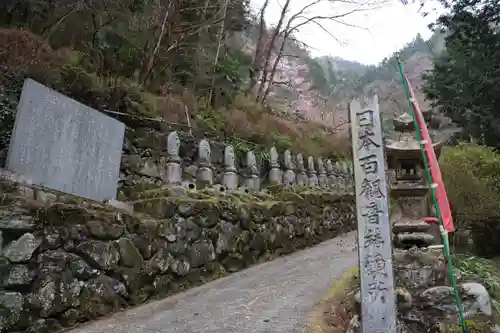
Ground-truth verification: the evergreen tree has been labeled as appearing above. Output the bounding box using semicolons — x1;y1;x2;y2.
424;0;500;147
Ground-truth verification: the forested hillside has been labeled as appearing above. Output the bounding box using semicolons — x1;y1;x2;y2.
0;0;453;158
305;31;448;134
0;0;367;159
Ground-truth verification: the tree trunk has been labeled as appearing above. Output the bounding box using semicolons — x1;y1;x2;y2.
256;0;291;102
246;0;270;96
207;0;230;108
140;2;171;86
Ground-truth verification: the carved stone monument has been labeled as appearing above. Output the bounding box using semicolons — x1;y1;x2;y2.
166;131;182;185
245;151;260;191
196;139;213;188
268;147;282;184
283;150;296;185
316;157;327;187
223;145;238;190
349;95;397;332
6;79;125;202
386;112;443;248
326;159;337;191
296;153;308;186
307;156;318;187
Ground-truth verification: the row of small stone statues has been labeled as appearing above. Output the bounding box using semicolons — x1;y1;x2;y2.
166;131;355;192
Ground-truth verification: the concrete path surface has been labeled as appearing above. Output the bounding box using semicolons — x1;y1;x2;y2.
66;231;358;333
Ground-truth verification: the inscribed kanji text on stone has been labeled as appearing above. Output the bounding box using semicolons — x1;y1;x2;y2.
349;95;397;333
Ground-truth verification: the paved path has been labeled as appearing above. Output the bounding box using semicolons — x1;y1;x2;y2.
67;231;358;333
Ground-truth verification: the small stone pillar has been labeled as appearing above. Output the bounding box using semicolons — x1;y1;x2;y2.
307;156;318;187
296;153;308;186
283;150;296;185
166;131;182;185
268;147;282;184
326;159;337;190
196;139;213;189
317;157;328;187
335;161;346;194
245;151;260;191
223;145;238;190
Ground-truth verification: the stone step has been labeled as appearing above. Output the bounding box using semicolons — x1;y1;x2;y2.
393;222;431;233
395;232;436;248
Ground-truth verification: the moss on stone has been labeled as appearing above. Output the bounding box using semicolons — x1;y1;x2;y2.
441;319;495;333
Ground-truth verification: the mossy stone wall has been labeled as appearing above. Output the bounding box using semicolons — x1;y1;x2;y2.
0;181;355;333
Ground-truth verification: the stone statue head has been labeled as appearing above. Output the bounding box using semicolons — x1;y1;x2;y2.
316;157;325;172
198;139;211;164
283;150;294;169
270;147;279;166
296;153;305;170
307;156;315;171
326;159;334;173
246;151;257;171
166;131;180;156
224;145;236;168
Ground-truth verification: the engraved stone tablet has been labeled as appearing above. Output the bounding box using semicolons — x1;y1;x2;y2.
6;79;125;202
349;95;396;333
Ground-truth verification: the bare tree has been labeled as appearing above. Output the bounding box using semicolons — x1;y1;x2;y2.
255;0;293;99
207;0;231;106
252;0;383;104
246;0;270;95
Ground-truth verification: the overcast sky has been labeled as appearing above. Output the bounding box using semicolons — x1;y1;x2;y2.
248;0;445;65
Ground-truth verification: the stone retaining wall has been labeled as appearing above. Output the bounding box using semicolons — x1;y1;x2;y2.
0;179;355;333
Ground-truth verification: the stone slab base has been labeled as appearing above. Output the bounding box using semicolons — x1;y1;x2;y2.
0;168;133;213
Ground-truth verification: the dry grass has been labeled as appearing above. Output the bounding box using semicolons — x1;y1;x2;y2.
0;28;52;76
306;267;360;333
228;95;351;158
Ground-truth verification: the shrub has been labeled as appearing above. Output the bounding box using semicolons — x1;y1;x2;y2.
440;142;500;257
0;28;52;73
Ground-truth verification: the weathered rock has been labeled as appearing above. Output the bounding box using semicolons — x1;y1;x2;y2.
0;215;36;231
153;275;172;295
215;233;229;255
86;220;124;239
392;222;431;233
60;308;83;327
177;202;194;217
42;227;62;249
3;233;42;262
158;219;177;242
171;258;190;276
421;282;492;319
395;232;435;247
25;318;62;333
38;250;99;280
0;264;34;286
79;275;127;319
185;217;202;242
28;272;82;318
0;291;23;332
131;219;159;259
76;240;120;271
139;159;161;178
190;240;216;268
148;248;174;274
117;237;144;268
461;282;492;317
